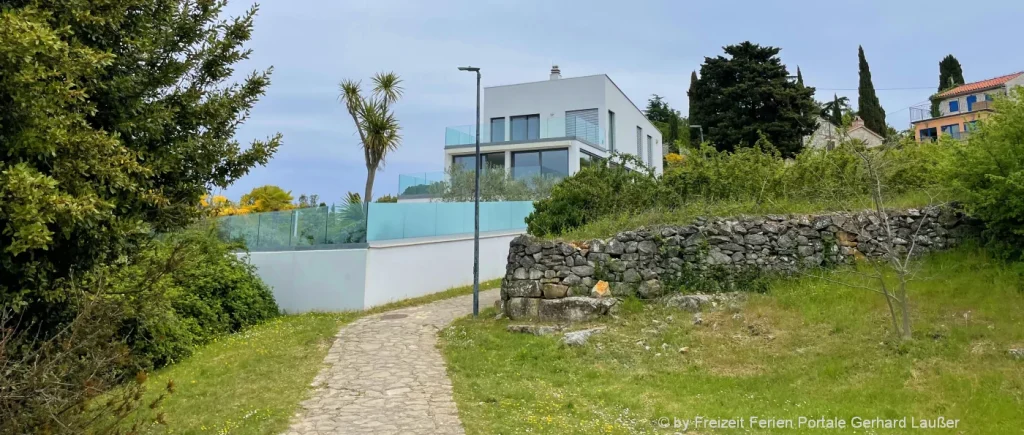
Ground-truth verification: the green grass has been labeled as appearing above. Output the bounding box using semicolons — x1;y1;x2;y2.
126;278;501;434
555;191;945;241
440;249;1024;434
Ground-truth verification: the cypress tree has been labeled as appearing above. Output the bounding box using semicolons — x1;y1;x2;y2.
831;94;843;127
931;55;965;117
857;46;887;137
796;66;804;87
687;71;699;125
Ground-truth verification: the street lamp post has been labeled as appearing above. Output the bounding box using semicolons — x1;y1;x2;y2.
690;124;705;144
458;66;481;317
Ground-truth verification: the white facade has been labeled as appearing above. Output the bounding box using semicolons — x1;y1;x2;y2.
803;117;883;150
443;68;663;176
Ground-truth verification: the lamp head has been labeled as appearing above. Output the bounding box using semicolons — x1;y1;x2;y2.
458;66;480;72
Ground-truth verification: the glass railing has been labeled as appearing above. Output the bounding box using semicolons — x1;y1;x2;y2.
365;201;534;241
397;166;565;199
218;205;367;250
445;115;605;147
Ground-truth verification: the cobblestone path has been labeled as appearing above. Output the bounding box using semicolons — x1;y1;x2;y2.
285;289;500;434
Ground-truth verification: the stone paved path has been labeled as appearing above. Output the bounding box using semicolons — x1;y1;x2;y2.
285;289;500;435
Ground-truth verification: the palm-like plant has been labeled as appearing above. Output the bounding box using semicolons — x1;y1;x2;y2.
339;72;403;204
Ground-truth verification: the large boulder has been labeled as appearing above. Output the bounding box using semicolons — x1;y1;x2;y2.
538;297;617;322
505;298;540;319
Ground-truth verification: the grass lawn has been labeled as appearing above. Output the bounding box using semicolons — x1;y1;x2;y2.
440;249;1024;434
127;278;501;434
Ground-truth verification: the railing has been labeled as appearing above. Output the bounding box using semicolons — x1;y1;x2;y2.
398;165;565;198
218;205;367;250
445;115;605;147
365;201;534;241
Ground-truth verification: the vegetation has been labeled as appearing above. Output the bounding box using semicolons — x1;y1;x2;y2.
433;166;560;202
687;42;818;157
857;46;888;137
932;54;966;117
121;278;501;434
948;87;1024;259
0;1;280;430
645;95;688;153
526;138;955;238
339;72;404;204
441;249;1024;434
820;94;851;127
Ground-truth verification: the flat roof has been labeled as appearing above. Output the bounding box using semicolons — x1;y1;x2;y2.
485;74;648;121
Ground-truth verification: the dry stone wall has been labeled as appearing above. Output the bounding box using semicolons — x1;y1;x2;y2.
501;206;973;321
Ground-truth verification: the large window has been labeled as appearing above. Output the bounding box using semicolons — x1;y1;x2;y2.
490;117;505;142
919;127;938;141
966;95;977;112
608;110;616;151
452;152;504;172
566;108;599;143
510;114;540;141
636;126;643;162
941;123;961;139
949;100;959;113
512;148;568;180
580;150;600;170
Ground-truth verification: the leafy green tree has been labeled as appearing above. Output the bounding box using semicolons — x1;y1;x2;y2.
796;66;805;87
688;41;818;157
339;73;403;205
0;2;279;319
820;94;850;126
687;71;699;126
239;185;294;212
374;194;398;203
645;95;687;152
857;46;887;137
950;87;1024;258
930;54;965;117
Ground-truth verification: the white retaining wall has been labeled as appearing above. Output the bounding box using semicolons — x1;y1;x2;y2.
241;230;521;313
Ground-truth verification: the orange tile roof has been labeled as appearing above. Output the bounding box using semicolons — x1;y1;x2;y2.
936;72;1023;98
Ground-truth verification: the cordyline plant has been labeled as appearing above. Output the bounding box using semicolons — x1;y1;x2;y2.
339;73;403;204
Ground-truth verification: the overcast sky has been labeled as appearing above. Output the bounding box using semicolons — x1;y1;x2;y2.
220;0;1024;204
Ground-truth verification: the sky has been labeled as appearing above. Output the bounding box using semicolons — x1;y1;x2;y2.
219;0;1024;204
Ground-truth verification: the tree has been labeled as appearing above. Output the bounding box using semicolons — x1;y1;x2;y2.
374;194;398;203
296;194;321;208
796;66;805;87
687;71;699;125
688;42;818;157
820;94;850;127
930;55;965;117
239;185;294;212
645;95;687;152
0;2;279;321
339;73;403;205
857;46;887;137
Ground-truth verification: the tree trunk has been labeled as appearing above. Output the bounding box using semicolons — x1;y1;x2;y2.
364;166;376;205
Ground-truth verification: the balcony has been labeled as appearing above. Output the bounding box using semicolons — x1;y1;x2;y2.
445;115;605;148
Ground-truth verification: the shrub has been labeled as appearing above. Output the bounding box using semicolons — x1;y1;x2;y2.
114;222;279;369
949;87;1024;258
526;154;663;236
529;138;955;238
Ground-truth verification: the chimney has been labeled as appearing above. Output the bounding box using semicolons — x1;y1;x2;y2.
549;65;561;80
851;116;865;129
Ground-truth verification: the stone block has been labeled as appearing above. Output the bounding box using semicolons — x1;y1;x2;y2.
542;283;569;299
506;280;541;298
538;297;617;322
504;297;540;320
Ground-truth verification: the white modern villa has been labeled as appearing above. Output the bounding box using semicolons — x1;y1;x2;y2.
442;66;663;180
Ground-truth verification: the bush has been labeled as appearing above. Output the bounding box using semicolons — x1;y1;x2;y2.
529;138;955;238
949;87;1024;258
114;222;279;369
526;154;663;236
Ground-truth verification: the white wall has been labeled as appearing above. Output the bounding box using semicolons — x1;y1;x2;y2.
242;249;367;313
604;77;663;175
362;231;521;308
